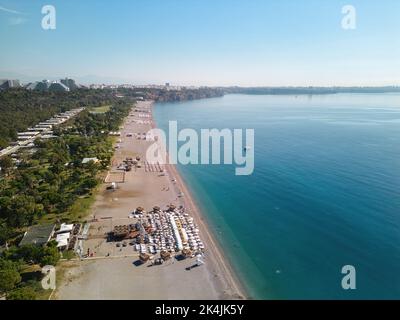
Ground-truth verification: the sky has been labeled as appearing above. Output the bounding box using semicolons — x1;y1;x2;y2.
0;0;399;86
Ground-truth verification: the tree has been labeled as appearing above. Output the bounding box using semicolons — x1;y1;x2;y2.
0;90;133;246
15;244;42;264
0;259;21;295
39;242;60;267
0;156;13;175
0;219;13;245
7;286;37;300
5;195;39;227
82;177;98;191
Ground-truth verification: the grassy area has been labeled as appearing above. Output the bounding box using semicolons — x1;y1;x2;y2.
34;283;53;300
65;191;98;222
61;250;76;260
37;186;99;225
19;265;53;300
37;136;115;226
89;105;111;114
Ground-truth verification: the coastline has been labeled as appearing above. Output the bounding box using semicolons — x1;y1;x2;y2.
54;100;247;300
151;101;249;300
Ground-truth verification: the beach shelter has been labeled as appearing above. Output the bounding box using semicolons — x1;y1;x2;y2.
160;250;171;261
139;253;150;263
167;204;176;212
136;206;145;214
58;223;74;234
56;238;69;249
182;248;192;259
196;254;205;266
56;232;70;249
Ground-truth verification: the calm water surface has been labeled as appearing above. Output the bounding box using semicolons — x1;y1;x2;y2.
154;94;400;299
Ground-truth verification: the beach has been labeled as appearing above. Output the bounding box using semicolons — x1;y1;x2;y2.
54;100;246;300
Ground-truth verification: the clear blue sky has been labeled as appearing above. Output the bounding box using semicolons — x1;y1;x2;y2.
0;0;399;86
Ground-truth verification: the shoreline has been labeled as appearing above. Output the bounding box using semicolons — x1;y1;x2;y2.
151;101;249;299
55;100;247;300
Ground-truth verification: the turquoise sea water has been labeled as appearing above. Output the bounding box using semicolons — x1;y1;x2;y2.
153;94;400;299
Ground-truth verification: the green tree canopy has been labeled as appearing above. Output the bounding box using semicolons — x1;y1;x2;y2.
0;258;21;294
7;286;37;300
0;156;13;175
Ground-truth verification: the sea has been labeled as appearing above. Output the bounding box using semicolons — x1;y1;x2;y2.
153;93;400;299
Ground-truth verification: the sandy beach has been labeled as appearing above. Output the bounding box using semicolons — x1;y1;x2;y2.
54;100;246;300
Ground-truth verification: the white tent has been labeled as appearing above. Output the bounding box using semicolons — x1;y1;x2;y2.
56;232;70;248
56;232;70;241
196;254;205;265
58;223;73;233
56;238;68;248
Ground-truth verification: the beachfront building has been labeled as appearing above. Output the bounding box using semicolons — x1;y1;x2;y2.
1;108;85;159
17;131;40;141
26;79;74;92
49;82;70;92
38;123;54;128
0;79;21;90
28;127;47;133
40;134;57;139
60;78;78;90
26;80;51;91
82;157;99;164
55;223;74;249
19;224;56;247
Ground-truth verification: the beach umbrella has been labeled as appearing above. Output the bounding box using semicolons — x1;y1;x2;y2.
140;253;150;262
182;248;192;258
136;206;145;213
167;204;176;212
160;250;171;260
